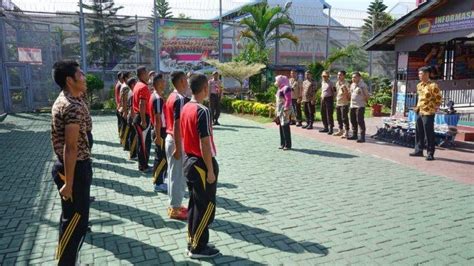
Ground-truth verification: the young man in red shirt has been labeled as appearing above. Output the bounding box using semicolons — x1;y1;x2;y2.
115;71;123;137
181;74;220;259
164;71;189;220
149;74;168;193
132;66;152;172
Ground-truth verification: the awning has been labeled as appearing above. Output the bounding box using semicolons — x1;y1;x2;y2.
394;29;474;51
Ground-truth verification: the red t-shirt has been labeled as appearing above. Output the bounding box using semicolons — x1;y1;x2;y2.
181;101;216;158
148;92;166;128
164;91;189;135
132;81;151;115
114;81;121;107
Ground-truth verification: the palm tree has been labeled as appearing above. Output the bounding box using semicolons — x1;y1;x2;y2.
239;3;299;55
308;47;351;84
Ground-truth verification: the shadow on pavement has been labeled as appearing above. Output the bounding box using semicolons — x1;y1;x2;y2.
9;113;51;122
93;153;135;164
92;177;156;197
212;219;329;256
213;127;238;132
291;148;357;158
89;218;124;226
217;196;268;214
93;139;124;148
219;124;264;130
92;162;142;178
0;128;55;265
91;200;186;230
435;157;474;165
217;182;238;189
85;232;182;265
205;255;266;265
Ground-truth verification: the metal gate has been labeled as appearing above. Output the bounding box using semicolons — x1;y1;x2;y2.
3;63;32;113
0;16;56;113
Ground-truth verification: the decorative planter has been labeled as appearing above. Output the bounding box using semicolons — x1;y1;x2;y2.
372;104;383;117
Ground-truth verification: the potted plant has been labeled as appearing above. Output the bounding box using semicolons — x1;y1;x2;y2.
369;97;383;117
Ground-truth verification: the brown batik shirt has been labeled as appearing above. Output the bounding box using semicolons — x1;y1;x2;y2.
51;90;91;161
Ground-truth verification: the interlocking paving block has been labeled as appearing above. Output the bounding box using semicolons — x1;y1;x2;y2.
0;113;472;264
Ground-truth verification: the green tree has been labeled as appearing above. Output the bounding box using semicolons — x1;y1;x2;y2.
362;0;396;77
308;47;351;84
79;0;134;73
341;44;369;73
361;0;395;42
177;13;191;19
239;2;298;61
233;43;270;65
149;0;173;31
155;0;173;18
85;73;104;104
207;59;265;93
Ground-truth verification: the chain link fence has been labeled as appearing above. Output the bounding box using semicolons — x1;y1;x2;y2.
0;10;394;112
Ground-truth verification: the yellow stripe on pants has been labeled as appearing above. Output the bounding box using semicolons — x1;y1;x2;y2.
194;165;207;191
192;202;214;249
56;213;81;260
153;159;166;183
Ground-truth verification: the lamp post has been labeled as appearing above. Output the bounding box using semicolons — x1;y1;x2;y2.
79;0;87;72
325;3;332;60
219;0;223;62
275;1;292;65
153;0;160;72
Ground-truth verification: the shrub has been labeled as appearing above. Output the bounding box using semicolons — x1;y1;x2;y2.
104;99;116;110
224;98;273;117
86;74;104;104
91;102;104;110
220;97;234;112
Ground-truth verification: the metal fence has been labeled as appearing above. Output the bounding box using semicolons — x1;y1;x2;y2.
0;10;392;113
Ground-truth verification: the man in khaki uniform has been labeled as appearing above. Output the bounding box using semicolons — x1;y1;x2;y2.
348;72;369;142
319;71;335;134
409;66;442;161
301;71;316;130
289;70;303;127
334;70;351;138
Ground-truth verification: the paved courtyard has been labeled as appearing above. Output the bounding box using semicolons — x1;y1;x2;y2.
0;113;473;265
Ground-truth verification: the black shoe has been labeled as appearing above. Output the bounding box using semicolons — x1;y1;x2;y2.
290;121;296;125
347;135;358;140
328;128;333;135
426;155;435;161
302;124;309;129
307;125;313;130
319;128;329;133
409;152;424;157
186;244;217;253
139;167;152;173
214;121;220;126
296;122;302;127
188;246;220;259
357;139;365;143
278;146;284;149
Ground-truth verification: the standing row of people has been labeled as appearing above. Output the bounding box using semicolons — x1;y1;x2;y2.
114;67;222;259
51;60;222;264
286;70;369;144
